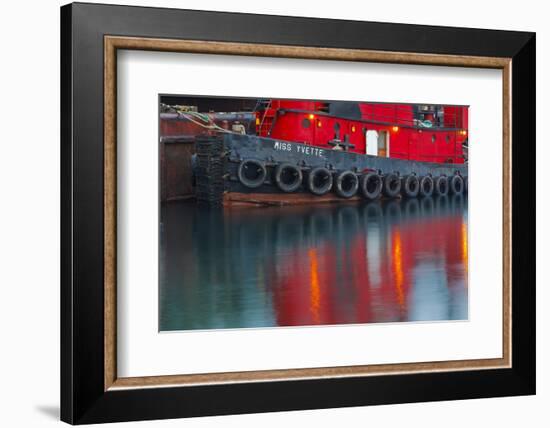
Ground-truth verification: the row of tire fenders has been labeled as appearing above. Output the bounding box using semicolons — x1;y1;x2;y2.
237;159;467;199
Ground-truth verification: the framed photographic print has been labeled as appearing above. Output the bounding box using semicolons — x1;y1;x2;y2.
60;2;536;424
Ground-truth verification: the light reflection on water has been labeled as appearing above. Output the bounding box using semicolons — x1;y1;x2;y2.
159;196;468;331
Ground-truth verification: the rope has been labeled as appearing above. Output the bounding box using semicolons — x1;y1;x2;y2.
175;110;238;134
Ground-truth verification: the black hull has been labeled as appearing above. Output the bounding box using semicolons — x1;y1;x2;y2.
194;133;467;205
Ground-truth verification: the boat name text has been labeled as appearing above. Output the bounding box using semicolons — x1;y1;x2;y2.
273;142;325;157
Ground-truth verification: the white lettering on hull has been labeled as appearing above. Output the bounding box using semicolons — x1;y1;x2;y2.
273;141;325;158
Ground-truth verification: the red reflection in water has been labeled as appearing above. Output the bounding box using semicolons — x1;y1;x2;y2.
263;199;468;327
308;248;321;323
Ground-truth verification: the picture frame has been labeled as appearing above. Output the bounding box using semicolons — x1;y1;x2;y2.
60;2;535;424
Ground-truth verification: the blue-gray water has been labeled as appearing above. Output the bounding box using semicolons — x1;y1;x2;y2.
159;196;468;331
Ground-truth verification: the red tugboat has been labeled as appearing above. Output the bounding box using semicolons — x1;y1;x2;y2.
189;99;468;206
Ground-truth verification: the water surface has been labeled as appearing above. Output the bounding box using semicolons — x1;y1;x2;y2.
159;196;468;331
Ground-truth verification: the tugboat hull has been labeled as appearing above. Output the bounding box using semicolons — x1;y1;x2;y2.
195;133;467;206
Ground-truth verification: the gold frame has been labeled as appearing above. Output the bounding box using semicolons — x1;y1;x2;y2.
104;35;512;391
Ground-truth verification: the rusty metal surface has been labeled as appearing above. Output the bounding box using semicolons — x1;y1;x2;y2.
160;141;195;201
160;113;255;202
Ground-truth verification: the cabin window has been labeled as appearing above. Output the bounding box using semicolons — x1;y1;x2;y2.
302;118;311;129
446;135;451;143
431;134;436;143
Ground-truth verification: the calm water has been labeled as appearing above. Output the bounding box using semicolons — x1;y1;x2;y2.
159;196;468;331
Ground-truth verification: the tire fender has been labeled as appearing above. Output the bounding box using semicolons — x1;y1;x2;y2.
335;170;359;198
360;172;383;200
237;159;267;189
434;175;449;196
449;174;464;194
383;173;401;198
419;175;434;197
274;163;303;193
402;174;420;198
307;167;333;196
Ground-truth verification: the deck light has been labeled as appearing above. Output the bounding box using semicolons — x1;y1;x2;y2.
392;126;399;132
317;120;322;127
351;125;356;132
308;114;315;120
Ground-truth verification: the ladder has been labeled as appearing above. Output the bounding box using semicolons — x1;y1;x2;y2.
255;99;275;136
